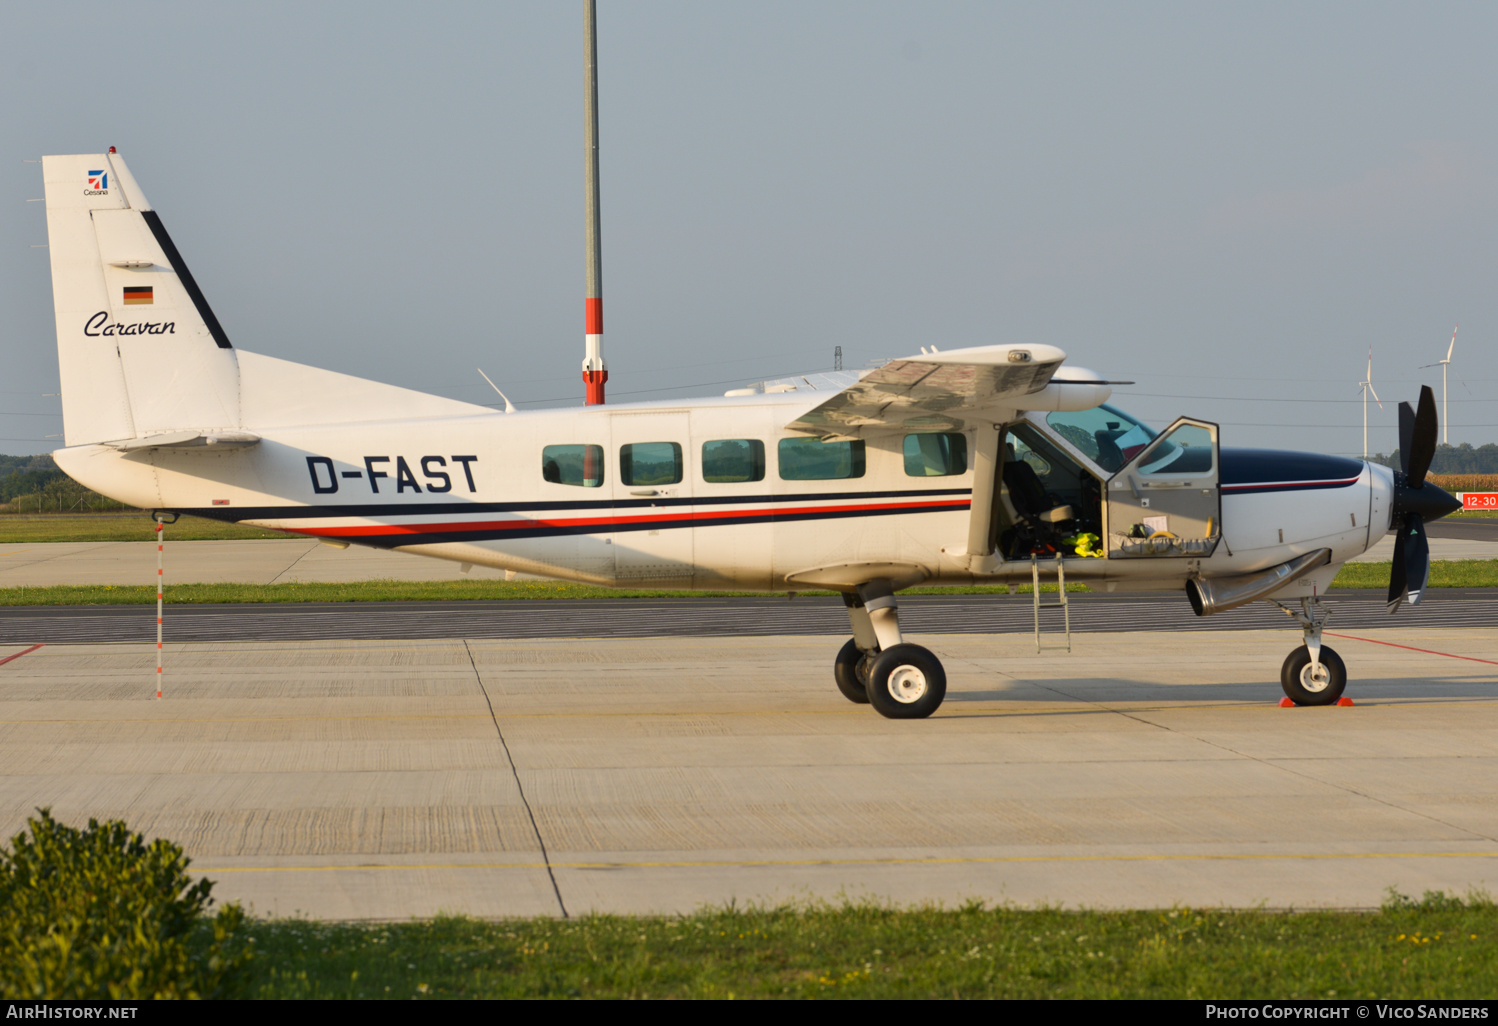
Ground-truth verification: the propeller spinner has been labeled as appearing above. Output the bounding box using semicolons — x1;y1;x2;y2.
1387;385;1463;613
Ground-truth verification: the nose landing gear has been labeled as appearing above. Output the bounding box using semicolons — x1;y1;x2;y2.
1281;644;1347;705
1272;596;1347;706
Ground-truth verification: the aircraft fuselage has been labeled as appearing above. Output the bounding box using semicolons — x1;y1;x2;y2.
54;393;1395;600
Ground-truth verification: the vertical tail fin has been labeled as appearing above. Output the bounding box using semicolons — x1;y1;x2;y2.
43;150;240;446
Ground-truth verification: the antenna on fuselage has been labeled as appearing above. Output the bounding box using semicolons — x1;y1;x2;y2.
582;0;607;405
477;367;516;413
1357;347;1382;460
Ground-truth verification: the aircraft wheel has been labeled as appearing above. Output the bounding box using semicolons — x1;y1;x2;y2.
867;644;946;720
834;638;872;704
1280;645;1347;706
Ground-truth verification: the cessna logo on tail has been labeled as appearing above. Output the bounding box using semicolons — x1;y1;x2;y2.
85;170;108;195
83;311;176;336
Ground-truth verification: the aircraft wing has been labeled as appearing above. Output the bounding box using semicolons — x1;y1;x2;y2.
782;343;1105;437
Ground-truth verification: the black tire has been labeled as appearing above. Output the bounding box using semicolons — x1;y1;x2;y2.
1280;645;1347;706
834;638;872;704
866;644;946;720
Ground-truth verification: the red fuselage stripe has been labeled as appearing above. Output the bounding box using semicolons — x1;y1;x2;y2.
281;497;971;539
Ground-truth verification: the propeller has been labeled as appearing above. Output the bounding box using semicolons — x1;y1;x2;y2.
1387;385;1461;613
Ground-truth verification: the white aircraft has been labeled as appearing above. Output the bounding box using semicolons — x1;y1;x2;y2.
39;150;1463;718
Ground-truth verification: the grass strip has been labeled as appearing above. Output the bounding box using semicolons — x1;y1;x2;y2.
240;893;1498;999
1329;559;1498;589
0;514;285;543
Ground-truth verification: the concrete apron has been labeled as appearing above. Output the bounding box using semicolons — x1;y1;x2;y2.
0;629;1495;919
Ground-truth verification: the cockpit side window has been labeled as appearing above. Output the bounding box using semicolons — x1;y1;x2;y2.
1044;405;1156;473
1006;423;1088;503
1137;423;1214;476
902;433;968;477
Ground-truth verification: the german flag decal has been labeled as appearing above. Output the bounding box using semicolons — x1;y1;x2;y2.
123;286;153;305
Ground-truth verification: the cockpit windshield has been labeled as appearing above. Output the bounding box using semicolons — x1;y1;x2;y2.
1043;404;1157;474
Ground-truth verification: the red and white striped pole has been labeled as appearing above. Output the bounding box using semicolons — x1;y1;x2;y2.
582;0;607;405
154;515;164;699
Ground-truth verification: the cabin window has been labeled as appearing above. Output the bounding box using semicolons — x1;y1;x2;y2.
778;437;866;480
1137;423;1215;476
541;444;605;487
903;433;967;477
702;439;765;483
620;442;684;486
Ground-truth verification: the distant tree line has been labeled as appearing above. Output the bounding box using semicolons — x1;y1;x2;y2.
1370;443;1498;475
0;454;64;503
0;454;133;513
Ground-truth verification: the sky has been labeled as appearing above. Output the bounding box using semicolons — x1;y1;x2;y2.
2;1;1496;458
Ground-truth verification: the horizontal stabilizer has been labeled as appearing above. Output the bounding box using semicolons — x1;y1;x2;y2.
104;430;261;451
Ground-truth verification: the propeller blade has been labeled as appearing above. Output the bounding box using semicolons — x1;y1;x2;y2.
1447;323;1458;362
1387;515;1431;613
1406;515;1430;607
1369;383;1382;409
1398;401;1414;476
1387;524;1408;613
1407;385;1438;486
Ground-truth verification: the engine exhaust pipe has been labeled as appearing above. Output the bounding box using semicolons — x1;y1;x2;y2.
1186;549;1332;616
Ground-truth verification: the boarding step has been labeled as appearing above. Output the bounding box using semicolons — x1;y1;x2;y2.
1030;554;1071;653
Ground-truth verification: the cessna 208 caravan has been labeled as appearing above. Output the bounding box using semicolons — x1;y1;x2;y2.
40;150;1463;718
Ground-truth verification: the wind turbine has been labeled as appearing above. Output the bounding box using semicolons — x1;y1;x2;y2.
1419;324;1458;445
1358;347;1382;460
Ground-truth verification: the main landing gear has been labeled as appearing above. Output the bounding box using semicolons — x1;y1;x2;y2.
1272;595;1347;706
835;583;947;719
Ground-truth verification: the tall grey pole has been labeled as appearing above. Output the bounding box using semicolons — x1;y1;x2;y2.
582;0;607;405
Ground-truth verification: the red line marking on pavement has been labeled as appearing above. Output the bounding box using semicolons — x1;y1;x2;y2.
0;644;44;667
1324;632;1498;667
